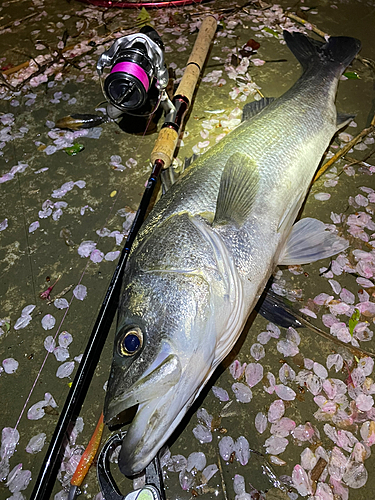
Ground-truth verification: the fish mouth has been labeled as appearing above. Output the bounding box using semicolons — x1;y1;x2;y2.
104;350;183;475
118;396;174;476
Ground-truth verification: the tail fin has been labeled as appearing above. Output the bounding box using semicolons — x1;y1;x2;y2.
283;30;361;75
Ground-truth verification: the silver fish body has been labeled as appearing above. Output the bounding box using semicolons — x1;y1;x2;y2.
104;31;361;476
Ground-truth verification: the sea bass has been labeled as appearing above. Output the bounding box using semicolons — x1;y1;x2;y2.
104;31;361;476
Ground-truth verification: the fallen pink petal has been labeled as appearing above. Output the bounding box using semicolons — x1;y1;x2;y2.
73;284;87;301
41;314;56;331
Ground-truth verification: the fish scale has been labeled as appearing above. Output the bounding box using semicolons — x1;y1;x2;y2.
104;30;361;476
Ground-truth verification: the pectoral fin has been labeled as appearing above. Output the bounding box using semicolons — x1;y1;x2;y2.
278;217;349;265
214;152;259;227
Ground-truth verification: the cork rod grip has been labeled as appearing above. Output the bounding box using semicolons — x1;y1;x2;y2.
150;127;179;167
150;16;217;169
175;16;217;102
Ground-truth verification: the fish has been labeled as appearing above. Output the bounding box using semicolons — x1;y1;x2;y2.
103;30;361;476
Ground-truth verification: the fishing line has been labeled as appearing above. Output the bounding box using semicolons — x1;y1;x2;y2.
13;86;162;432
13;146;38;305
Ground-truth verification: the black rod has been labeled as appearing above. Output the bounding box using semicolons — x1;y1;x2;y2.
30;159;164;500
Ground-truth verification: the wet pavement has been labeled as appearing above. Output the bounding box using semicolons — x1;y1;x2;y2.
1;0;375;499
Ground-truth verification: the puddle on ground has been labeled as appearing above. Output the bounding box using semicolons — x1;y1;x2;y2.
1;0;375;499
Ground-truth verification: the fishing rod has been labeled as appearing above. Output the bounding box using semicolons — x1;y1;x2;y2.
30;15;217;500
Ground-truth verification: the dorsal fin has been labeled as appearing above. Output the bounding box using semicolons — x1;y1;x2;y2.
242;97;275;121
213;152;259;227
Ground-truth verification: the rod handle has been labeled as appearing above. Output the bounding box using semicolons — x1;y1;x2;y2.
176;16;217;102
150;127;179;168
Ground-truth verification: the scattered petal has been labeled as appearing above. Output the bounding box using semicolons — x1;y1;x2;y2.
234;436;250;465
255;412;267;434
56;361;75;378
28;221;40;233
245;363;263;388
274;384;296;401
105;251;120;261
314;192;331;201
26;433;46;454
59;332;73;348
232;382;252;403
186;452;206;472
2;358;19;374
202;464;218;483
44;336;55;353
342;462;368;488
73;284;87;301
292;464;313;496
264;435;288;455
356;394;374;411
41;314;55;330
219;436;235;461
268;400;285;423
250;343;265;360
90;249;104;263
192;424;212;443
54;298;69;309
212;386;229;401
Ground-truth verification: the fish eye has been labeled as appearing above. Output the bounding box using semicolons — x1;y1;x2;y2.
118;327;143;356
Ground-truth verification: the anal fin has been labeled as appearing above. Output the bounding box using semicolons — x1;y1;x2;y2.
336;112;356;130
256;282;303;329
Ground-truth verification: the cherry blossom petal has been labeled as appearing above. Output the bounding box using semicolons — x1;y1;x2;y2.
212;386;229;401
250;343;265;360
56;361;75;378
342;462;368;488
232;383;252;403
274;384;296;401
245;363;263;388
59;331;73;348
277;339;299;357
26;433;46;454
229;360;246;380
268;400;285;423
270;417;296;438
2;358;19;374
264;435;288;455
54;298;69;309
105;251;121;261
313;362;328;380
41;314;55;330
279;363;296;384
202;464;218;483
255;412;267;434
356;394;374;411
73;284;87;301
292;464;313;496
192;425;212;443
219;436;234;461
186;452;206;472
234;436;250;465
